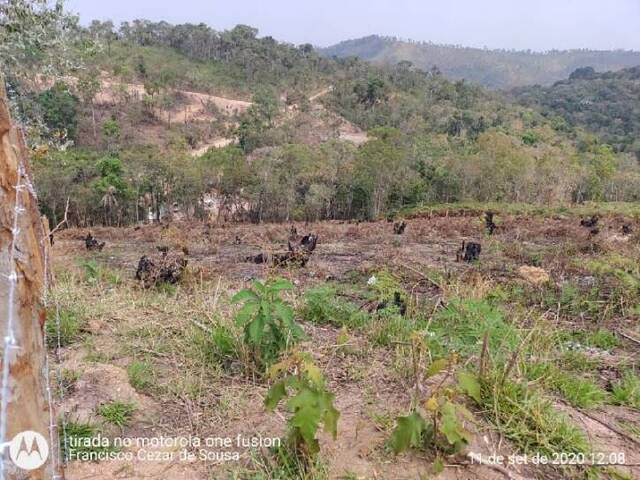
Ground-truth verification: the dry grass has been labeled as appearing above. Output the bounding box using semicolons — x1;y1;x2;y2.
53;210;640;479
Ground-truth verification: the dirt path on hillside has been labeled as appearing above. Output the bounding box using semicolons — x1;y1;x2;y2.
95;79;252;123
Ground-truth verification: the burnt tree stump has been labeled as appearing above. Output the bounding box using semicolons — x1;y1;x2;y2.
456;241;482;262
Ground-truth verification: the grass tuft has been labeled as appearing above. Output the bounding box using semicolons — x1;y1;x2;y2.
97;401;136;428
127;360;155;393
611;371;640;408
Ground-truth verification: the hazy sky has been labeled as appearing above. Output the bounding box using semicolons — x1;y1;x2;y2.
66;0;640;51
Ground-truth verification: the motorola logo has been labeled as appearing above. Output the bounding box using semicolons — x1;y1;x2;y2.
7;431;49;471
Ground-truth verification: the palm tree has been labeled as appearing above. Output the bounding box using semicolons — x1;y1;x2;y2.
101;185;118;225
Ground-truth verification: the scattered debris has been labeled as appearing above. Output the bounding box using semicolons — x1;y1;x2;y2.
85;233;105;251
580;215;599;228
233;235;242;245
456;241;482;262
565;340;613;356
156;245;169;254
518;266;550;286
485;211;497;235
393;221;406;234
246;253;269;264
135;249;188;288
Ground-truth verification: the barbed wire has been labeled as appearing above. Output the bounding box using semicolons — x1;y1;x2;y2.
0;162;26;480
0;142;64;479
42;231;65;479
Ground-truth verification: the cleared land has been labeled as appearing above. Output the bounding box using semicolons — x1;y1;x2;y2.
51;205;640;480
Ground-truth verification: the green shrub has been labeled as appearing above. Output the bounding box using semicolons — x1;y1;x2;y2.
46;308;83;348
480;378;589;456
97;401;136;428
265;352;339;461
300;285;359;326
612;371;640;408
127;360;154;392
554;374;608;409
369;311;413;347
586;329;619;350
60;419;112;462
232;279;304;368
428;298;518;360
391;355;480;460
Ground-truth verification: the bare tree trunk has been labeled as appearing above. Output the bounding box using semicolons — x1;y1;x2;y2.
91;101;97;142
0;83;61;479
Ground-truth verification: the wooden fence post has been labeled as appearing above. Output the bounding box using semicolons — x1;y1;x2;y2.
0;82;60;478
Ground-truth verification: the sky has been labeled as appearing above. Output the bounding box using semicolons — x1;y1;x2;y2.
66;0;640;51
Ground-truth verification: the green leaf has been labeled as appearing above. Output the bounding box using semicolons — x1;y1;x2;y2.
303;360;323;387
457;370;481;403
440;401;471;445
390;411;427;454
235;302;259;326
264;381;287;410
289;388;323;452
247;315;265;344
261;299;272;324
252;280;266;294
231;289;259;304
432;456;445;474
273;301;294;326
426;358;449;378
322;393;340;439
269;279;294;292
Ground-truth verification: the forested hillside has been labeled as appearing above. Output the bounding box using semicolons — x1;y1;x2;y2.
3;11;640;228
321;35;640;89
5;5;640;480
512;66;640;158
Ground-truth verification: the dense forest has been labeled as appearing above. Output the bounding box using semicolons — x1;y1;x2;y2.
321;35;640;89
2;5;640;228
512;66;640;158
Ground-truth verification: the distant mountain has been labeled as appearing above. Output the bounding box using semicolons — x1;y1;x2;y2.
512;66;640;157
319;35;640;89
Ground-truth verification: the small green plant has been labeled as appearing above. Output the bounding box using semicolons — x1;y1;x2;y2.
555;373;608;409
300;285;362;327
57;369;80;398
611;371;640;408
390;349;479;463
232;279;304;367
46;307;83;348
97;401;136;428
561;350;600;372
586;329;619;350
481;376;590;455
127;360;154;392
369;310;413;346
265;351;339;462
80;259;101;284
243;447;329;479
428;298;518;360
368;270;408;306
60;419;112;462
